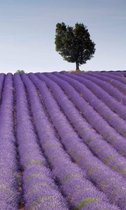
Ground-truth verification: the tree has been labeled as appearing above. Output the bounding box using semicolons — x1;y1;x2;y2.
55;22;96;71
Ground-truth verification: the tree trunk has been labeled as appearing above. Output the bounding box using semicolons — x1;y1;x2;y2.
76;62;80;71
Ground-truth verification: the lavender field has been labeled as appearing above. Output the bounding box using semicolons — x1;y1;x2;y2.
1;71;126;210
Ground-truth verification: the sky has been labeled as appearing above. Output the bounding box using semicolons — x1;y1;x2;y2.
0;0;126;73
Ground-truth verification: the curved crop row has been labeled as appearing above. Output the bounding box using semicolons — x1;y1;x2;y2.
39;73;126;180
0;73;19;209
93;72;126;94
14;73;68;210
52;73;126;158
28;73;126;209
84;72;126;103
64;72;126;137
23;73;120;210
68;73;126;121
84;72;126;104
101;72;126;85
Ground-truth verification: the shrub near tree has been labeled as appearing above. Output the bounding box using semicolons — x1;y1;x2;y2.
55;22;96;71
16;70;25;74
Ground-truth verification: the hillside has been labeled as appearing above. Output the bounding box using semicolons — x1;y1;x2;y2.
1;71;126;210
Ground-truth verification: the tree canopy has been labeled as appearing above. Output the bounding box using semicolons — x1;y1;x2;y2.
55;22;96;71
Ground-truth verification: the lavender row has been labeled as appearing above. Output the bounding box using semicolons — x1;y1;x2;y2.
84;72;126;103
0;74;19;209
89;73;126;100
99;72;126;94
101;72;126;85
82;72;126;105
95;71;126;83
64;72;126;137
53;72;126;158
92;71;125;78
89;72;126;95
22;73;120;210
14;73;68;210
105;71;125;76
88;71;125;77
68;72;126;121
41;73;126;180
24;72;117;210
30;73;125;209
